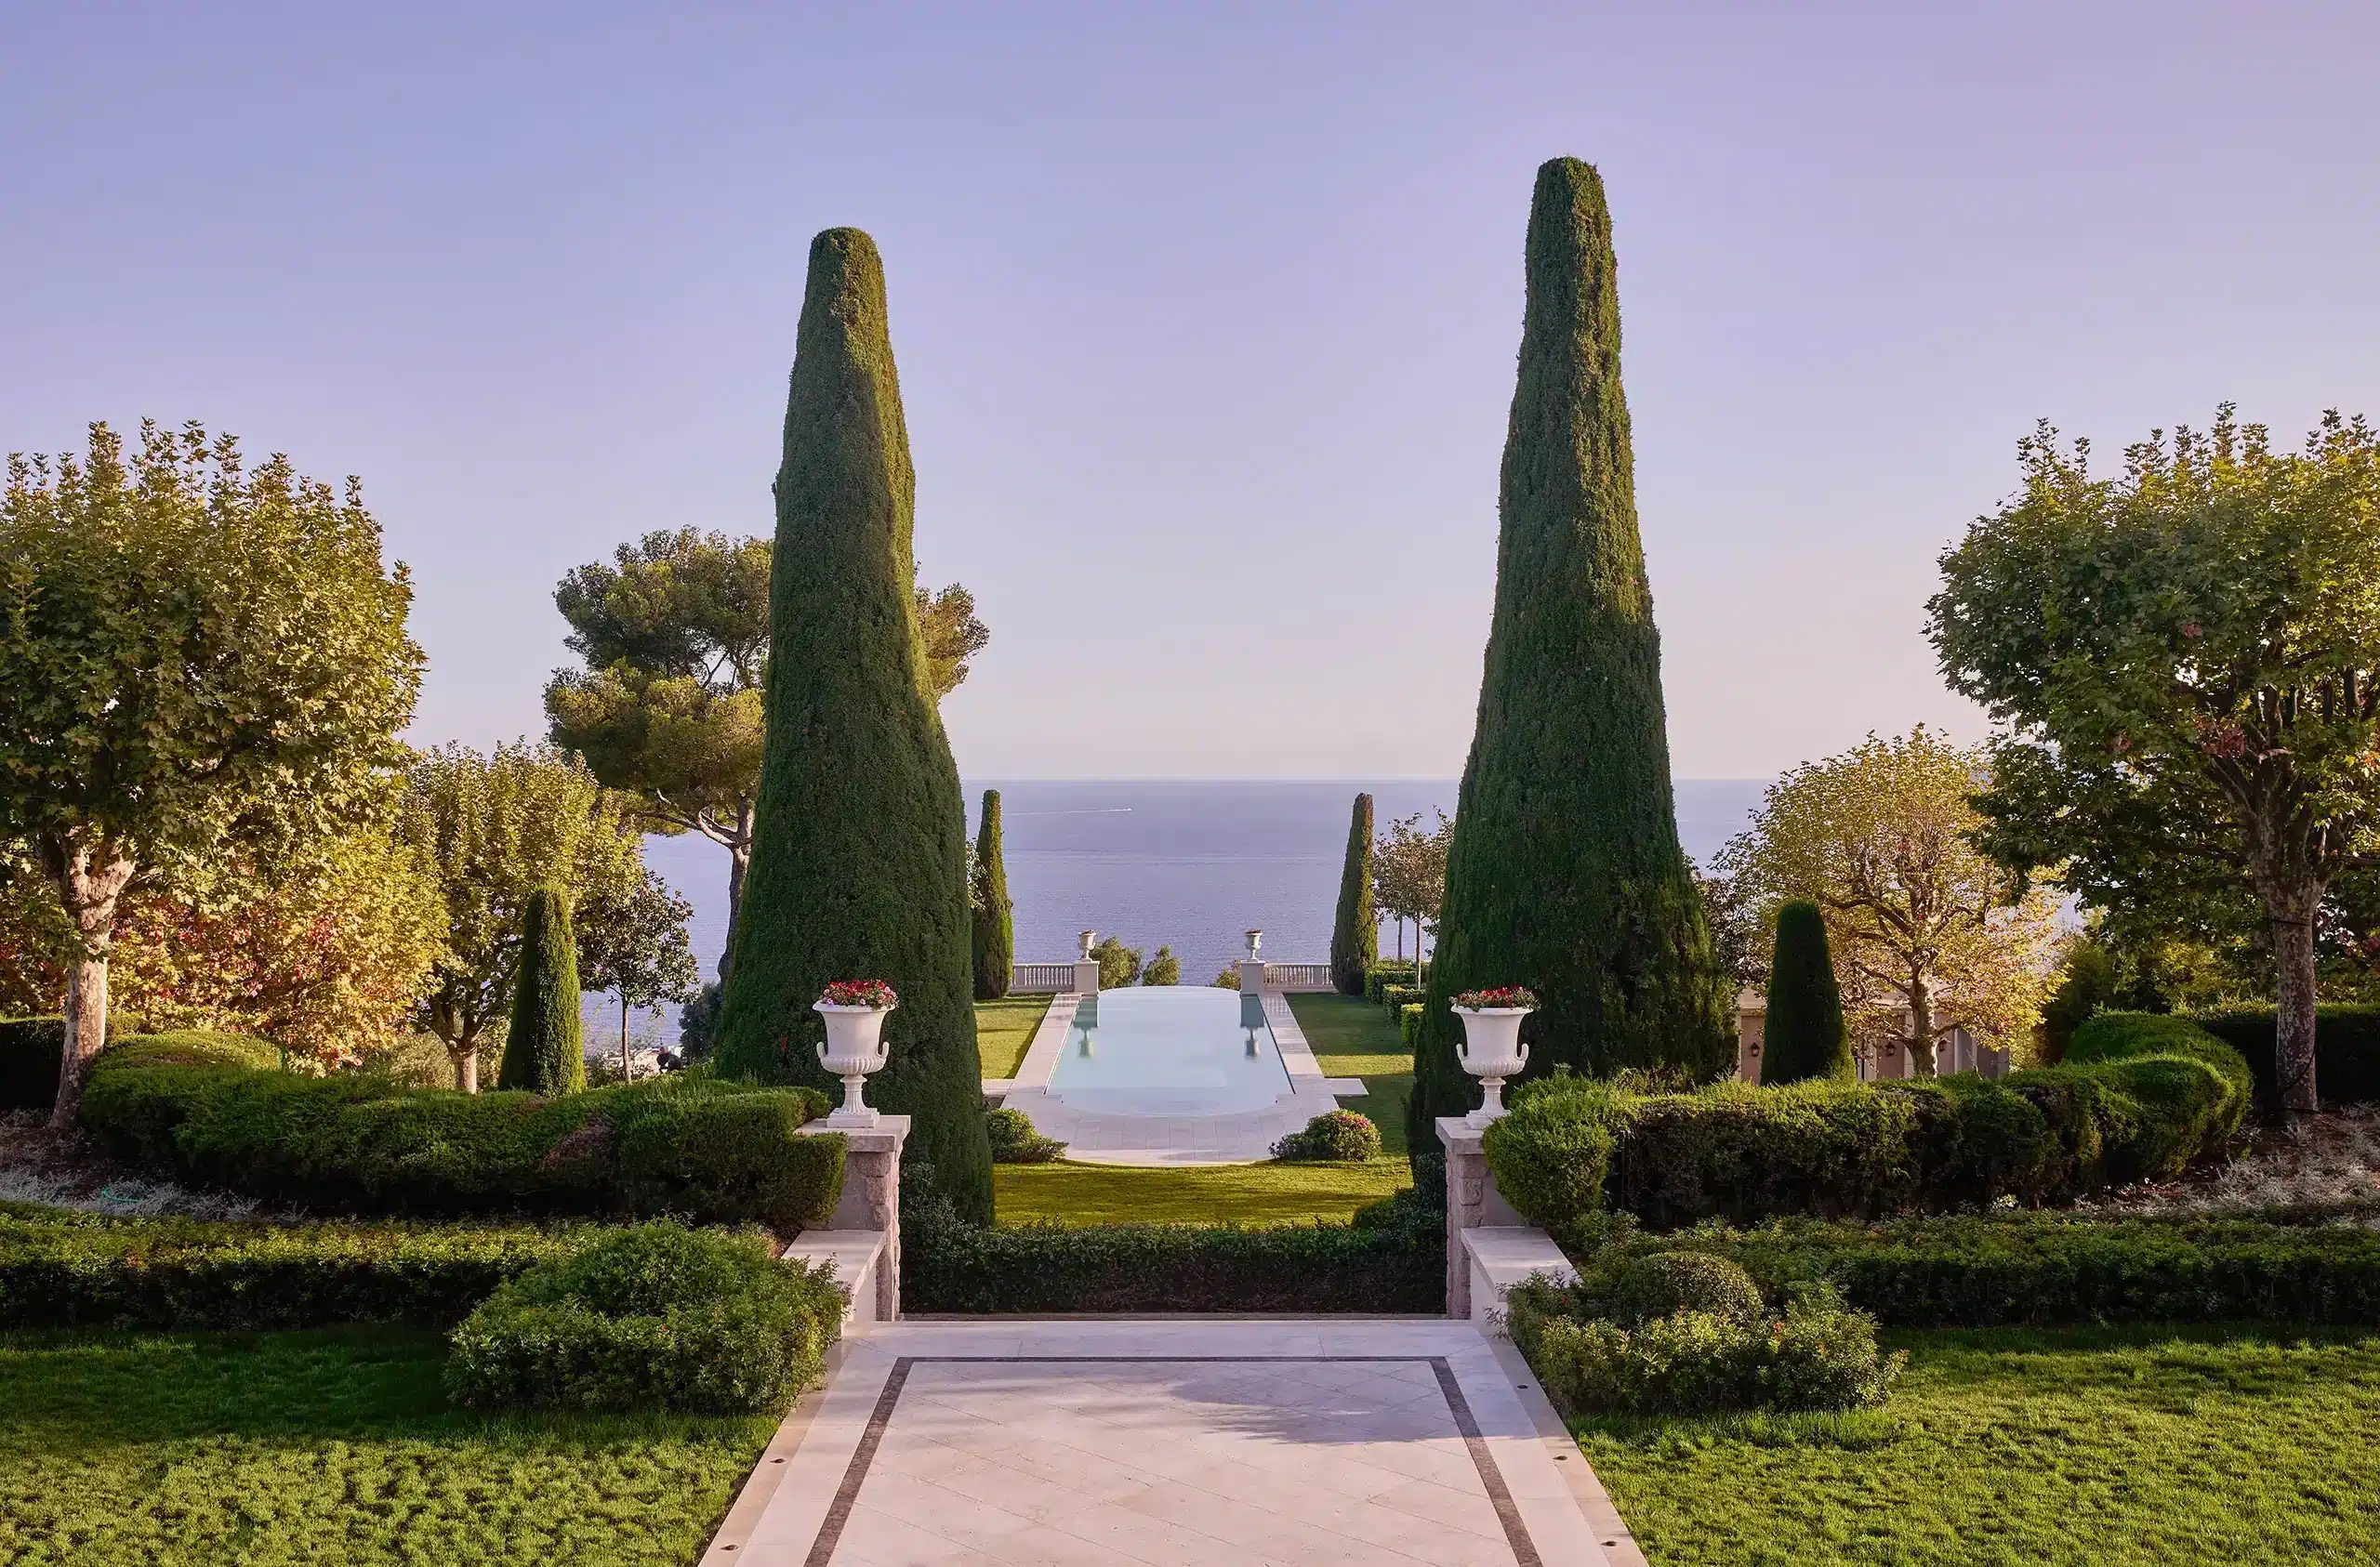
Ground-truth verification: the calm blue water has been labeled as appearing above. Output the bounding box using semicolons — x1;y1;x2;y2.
1048;986;1290;1114
632;779;1766;1036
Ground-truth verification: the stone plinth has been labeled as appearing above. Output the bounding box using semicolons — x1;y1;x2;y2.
797;1113;906;1325
1436;1117;1526;1319
1461;1227;1579;1333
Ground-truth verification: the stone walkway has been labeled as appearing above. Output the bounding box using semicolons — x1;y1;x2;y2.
706;1318;1644;1566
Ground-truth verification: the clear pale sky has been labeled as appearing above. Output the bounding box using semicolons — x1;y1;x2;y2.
6;4;2374;779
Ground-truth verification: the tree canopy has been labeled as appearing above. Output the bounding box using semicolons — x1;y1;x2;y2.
1930;407;2380;1110
0;421;421;1120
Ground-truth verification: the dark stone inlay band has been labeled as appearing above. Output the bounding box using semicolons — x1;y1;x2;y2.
802;1354;1543;1565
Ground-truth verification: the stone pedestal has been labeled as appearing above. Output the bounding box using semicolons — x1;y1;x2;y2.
1072;958;1101;995
797;1113;906;1325
1437;1117;1526;1319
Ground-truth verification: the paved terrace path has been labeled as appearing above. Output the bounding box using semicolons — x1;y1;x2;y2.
705;1318;1645;1567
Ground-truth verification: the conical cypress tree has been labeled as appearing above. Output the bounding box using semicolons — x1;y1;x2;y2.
498;884;586;1095
1762;901;1852;1083
1413;159;1730;1156
713;228;993;1222
972;789;1013;1000
1329;792;1378;994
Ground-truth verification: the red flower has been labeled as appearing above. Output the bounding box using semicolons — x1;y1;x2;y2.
819;979;899;1008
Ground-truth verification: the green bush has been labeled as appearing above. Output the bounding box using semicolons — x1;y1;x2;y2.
1507;1275;1900;1416
902;1177;1438;1313
1270;1110;1382;1163
498;884;585;1095
1329;793;1378;994
0;1016;63;1111
445;1221;842;1413
1607;1250;1766;1328
1364;962;1418;1004
78;1035;844;1231
985;1106;1065;1164
0;1203;572;1330
1762;902;1851;1083
1484;1013;2250;1231
2192;1004;2380;1107
1382;983;1425;1017
1399;1004;1422;1052
1563;1210;2380;1327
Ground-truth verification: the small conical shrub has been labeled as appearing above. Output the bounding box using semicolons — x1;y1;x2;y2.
1762;901;1851;1083
972;789;1013;1000
1329;793;1378;994
499;884;586;1095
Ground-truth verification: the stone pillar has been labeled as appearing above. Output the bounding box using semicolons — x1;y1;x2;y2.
1736;988;1765;1084
1239;928;1264;994
1437;1117;1524;1319
1073;958;1100;994
797;1113;907;1324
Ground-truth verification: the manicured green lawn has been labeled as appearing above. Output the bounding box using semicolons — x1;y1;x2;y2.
0;1325;774;1566
1288;992;1414;1155
972;994;1052;1079
1579;1323;2380;1567
993;1158;1410;1227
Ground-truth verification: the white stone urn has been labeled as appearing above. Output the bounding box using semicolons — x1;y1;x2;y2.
814;995;895;1127
1453;1001;1534;1128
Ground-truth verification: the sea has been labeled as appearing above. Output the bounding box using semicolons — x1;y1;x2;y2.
623;780;1766;1038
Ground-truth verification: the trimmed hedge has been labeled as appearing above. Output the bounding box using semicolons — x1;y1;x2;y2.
1486;1012;2252;1231
1;1016;63;1111
1381;983;1425;1018
1562;1210;2380;1328
2193;1005;2380;1107
0;1202;573;1330
446;1221;842;1414
1364;963;1419;1004
78;1032;845;1231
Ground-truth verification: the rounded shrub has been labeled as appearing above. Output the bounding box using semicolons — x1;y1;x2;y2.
985;1106;1065;1164
1271;1110;1382;1163
1609;1250;1766;1327
444;1221;842;1413
1481;1076;1625;1228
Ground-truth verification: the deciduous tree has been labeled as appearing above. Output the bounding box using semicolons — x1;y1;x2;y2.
577;867;700;1080
0;422;421;1123
1930;408;2380;1112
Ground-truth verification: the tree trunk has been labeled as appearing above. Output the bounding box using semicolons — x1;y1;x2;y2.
44;837;136;1129
451;1046;479;1093
1908;973;1937;1078
620;993;632;1082
2272;913;2320;1115
721;798;755;980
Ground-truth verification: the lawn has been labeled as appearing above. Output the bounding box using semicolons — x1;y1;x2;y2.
987;992;1420;1227
1578;1323;2380;1567
972;993;1052;1079
0;1325;774;1566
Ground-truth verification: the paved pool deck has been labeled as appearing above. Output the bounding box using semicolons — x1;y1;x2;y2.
704;1317;1646;1567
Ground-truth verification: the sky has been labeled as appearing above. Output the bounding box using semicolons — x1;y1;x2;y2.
5;2;2376;780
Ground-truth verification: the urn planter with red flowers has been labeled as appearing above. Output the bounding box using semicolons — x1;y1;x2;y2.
814;981;898;1127
1450;986;1537;1127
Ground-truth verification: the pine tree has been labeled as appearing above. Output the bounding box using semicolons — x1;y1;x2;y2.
1413;158;1730;1155
497;884;586;1095
971;789;1013;999
713;228;993;1222
1762;901;1852;1083
1329;792;1378;994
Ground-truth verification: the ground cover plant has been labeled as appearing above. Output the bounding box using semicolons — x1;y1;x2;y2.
0;1323;775;1566
971;994;1051;1079
1576;1323;2380;1567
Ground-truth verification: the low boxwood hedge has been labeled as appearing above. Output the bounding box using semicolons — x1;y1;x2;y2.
1485;1012;2252;1232
445;1221;843;1414
77;1032;845;1231
0;1202;573;1330
1555;1210;2380;1328
1;1016;63;1111
2192;1004;2380;1107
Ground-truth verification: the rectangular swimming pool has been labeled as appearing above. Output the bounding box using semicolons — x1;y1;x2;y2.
1046;986;1293;1115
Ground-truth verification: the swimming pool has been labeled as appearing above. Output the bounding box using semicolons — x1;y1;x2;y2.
1046;985;1294;1115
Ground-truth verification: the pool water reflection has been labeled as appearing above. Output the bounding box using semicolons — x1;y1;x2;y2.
1046;985;1294;1115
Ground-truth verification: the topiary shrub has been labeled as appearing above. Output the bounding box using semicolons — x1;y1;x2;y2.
444;1221;842;1413
498;884;585;1095
985;1106;1065;1164
971;789;1013;1000
1271;1110;1382;1163
1365;962;1418;1004
1607;1250;1766;1328
0;1016;64;1111
1761;901;1851;1083
1329;793;1378;994
1482;1075;1623;1227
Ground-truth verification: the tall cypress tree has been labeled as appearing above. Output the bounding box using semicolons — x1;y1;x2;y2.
1329;792;1378;994
971;788;1012;1000
498;884;586;1095
714;228;993;1222
1413;158;1730;1155
1763;900;1852;1083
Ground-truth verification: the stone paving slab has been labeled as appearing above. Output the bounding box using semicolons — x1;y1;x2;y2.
717;1318;1625;1566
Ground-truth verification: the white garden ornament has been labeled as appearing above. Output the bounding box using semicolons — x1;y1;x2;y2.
814;981;898;1127
1452;986;1538;1128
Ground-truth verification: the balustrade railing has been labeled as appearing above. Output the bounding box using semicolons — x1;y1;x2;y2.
1263;962;1334;991
1009;962;1078;994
